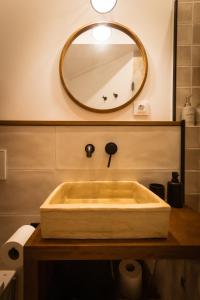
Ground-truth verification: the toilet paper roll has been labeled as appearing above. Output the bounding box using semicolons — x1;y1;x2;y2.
119;259;142;300
1;225;35;269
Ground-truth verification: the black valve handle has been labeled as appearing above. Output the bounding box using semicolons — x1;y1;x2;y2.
85;144;95;157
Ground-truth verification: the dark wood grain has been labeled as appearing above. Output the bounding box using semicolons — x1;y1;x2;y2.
0;120;181;126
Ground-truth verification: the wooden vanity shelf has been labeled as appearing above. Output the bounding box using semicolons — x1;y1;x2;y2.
24;207;200;300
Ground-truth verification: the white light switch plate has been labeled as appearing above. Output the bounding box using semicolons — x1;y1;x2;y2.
0;150;7;180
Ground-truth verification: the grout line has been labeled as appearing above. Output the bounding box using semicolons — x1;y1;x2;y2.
185;124;200;126
177;65;200;67
177;86;200;88
177;23;193;26
185;193;200;197
185;170;200;172
185;147;200;150
177;44;200;46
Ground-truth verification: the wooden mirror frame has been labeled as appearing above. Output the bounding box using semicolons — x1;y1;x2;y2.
59;22;148;113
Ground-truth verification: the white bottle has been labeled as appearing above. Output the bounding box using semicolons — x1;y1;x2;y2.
181;95;195;126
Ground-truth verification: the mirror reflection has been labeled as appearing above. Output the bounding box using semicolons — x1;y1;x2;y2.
60;23;148;112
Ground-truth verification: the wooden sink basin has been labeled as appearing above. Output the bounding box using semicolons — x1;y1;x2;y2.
40;181;171;239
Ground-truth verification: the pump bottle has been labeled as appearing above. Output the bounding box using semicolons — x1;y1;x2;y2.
167;172;183;208
181;95;195;126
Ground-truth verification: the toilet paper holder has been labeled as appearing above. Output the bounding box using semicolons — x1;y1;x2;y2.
8;248;19;260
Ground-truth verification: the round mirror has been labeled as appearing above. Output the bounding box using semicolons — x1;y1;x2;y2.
59;23;148;113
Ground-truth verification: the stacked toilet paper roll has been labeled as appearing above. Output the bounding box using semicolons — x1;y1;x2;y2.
119;259;142;300
1;225;35;300
1;225;35;269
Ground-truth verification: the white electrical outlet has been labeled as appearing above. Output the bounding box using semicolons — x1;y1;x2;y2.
133;102;151;115
0;150;7;180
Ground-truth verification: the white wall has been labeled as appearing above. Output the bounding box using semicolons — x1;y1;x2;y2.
0;0;174;121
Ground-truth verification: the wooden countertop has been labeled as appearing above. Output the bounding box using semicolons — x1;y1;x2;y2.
25;207;200;260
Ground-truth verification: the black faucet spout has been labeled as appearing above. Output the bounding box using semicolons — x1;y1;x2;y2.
105;142;118;168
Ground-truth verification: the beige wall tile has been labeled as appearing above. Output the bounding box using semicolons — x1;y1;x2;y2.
192;46;200;66
192;88;200;107
178;3;193;24
193;24;200;44
176;67;192;87
185;149;200;170
177;25;193;45
177;46;191;66
56;126;180;171
0;126;56;170
185;171;199;193
192;67;200;86
193;3;200;24
186;127;200;148
0;170;57;214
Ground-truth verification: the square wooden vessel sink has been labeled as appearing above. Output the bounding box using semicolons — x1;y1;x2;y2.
40;181;171;239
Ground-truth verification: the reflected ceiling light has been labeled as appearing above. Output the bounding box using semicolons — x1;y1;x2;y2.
92;25;112;42
90;0;117;13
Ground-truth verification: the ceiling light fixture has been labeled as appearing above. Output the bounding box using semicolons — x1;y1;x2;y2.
90;0;117;14
92;25;112;42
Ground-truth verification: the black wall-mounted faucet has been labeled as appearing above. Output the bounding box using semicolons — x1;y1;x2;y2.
85;144;95;158
105;142;118;168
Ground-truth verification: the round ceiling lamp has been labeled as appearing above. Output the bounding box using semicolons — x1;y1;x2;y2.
92;25;112;42
90;0;117;13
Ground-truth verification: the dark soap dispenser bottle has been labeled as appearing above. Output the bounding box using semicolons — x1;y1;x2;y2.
167;172;183;208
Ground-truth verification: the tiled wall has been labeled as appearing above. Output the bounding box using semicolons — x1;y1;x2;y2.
0;125;181;252
153;3;200;300
177;0;200;211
